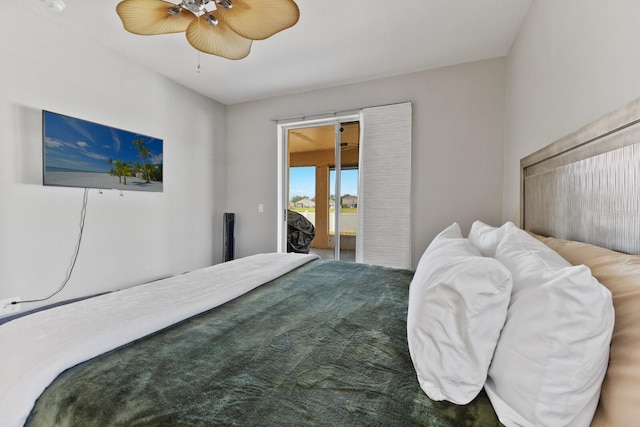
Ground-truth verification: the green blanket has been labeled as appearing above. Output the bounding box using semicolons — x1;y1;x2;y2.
26;260;502;426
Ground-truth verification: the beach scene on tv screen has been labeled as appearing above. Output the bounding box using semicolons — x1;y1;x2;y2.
43;111;163;192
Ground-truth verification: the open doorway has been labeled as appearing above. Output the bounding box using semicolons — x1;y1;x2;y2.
279;118;360;261
277;102;412;268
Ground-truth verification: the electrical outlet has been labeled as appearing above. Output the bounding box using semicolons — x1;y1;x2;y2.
0;297;20;316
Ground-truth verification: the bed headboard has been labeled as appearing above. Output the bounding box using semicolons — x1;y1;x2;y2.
520;98;640;255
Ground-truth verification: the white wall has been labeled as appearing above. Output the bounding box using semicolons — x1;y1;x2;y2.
0;6;226;312
226;58;506;267
503;0;640;222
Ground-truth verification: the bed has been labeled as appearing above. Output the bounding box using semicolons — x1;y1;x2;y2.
2;254;501;427
2;97;640;426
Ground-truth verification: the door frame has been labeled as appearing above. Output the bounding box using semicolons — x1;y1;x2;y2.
276;113;361;255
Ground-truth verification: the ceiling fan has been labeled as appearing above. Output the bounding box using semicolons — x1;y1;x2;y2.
116;0;300;60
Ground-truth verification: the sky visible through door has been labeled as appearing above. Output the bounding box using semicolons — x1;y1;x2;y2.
289;167;358;200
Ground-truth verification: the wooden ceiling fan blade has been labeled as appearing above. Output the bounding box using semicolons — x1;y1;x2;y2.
217;0;300;40
116;0;196;35
186;14;252;59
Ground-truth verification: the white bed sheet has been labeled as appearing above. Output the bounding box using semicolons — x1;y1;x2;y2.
0;252;318;427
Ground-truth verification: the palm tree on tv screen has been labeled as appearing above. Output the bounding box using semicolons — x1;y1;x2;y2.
133;138;152;183
108;158;122;184
108;158;132;185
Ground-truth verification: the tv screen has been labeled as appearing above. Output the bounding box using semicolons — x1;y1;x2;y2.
43;111;163;192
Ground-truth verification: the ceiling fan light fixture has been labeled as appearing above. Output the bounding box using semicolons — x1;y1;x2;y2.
205;13;218;26
116;0;299;59
181;0;210;14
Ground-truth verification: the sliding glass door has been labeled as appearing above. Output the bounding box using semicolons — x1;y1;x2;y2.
277;102;412;268
278;116;360;261
329;166;359;260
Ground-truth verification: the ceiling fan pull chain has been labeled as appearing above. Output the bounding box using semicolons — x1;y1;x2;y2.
197;51;202;73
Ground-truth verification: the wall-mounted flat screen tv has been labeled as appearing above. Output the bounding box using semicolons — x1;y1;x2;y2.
43;111;163;192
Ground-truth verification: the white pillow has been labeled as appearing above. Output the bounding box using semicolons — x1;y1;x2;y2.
468;220;515;257
426;222;463;248
486;228;614;427
407;223;512;404
495;227;571;301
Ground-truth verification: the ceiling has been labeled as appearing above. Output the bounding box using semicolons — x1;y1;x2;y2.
25;0;531;105
289;123;360;154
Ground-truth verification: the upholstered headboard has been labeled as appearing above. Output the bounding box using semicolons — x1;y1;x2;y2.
520;98;640;255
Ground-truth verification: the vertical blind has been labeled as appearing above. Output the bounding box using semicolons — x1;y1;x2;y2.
356;102;412;269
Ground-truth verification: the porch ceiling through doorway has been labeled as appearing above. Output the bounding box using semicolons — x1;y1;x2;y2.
289;122;360;153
